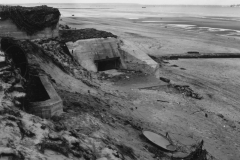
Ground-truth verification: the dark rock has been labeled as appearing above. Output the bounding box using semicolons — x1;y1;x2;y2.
217;114;224;119
159;77;170;83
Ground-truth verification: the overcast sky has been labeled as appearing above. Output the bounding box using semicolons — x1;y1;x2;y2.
2;0;240;5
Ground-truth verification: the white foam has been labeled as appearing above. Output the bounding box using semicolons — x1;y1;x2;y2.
168;24;196;28
207;27;230;32
195;16;240;22
232;29;240;33
198;27;240;33
142;21;163;22
128;18;139;19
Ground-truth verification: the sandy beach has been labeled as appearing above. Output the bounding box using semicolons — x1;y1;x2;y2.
58;5;240;160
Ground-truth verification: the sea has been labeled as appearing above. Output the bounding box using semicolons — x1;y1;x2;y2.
7;3;240;37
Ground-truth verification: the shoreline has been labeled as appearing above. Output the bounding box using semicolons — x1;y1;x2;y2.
129;16;240;37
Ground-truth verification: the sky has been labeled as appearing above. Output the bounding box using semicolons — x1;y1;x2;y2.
2;0;240;5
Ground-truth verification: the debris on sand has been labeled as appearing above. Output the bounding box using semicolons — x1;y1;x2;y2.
98;69;143;82
142;131;177;152
142;131;214;160
172;84;203;100
159;77;170;83
139;83;202;100
175;140;214;160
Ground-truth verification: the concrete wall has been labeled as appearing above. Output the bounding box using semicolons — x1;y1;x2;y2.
28;76;63;119
0;19;59;40
119;39;160;77
66;38;127;72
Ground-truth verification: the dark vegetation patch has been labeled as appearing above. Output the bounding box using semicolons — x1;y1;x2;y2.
0;5;60;35
38;140;70;157
59;29;117;42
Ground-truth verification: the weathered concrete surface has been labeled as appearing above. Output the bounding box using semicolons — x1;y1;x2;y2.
119;39;160;77
28;76;63;119
66;38;126;72
66;38;159;76
0;19;59;40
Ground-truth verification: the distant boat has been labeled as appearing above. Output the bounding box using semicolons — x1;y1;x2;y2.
142;7;146;8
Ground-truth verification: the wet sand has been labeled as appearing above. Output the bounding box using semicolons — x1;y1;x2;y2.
62;16;240;55
133;17;240;30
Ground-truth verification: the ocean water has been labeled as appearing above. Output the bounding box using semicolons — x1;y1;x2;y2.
17;3;240;37
18;3;240;18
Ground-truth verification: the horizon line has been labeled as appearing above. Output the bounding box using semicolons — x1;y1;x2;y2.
0;3;233;6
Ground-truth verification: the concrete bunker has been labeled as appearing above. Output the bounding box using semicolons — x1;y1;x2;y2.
1;38;28;77
27;75;63;119
0;5;60;39
66;38;126;72
95;57;121;71
66;37;160;76
1;38;63;119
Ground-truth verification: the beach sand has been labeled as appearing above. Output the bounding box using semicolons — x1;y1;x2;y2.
60;8;240;160
62;16;240;54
